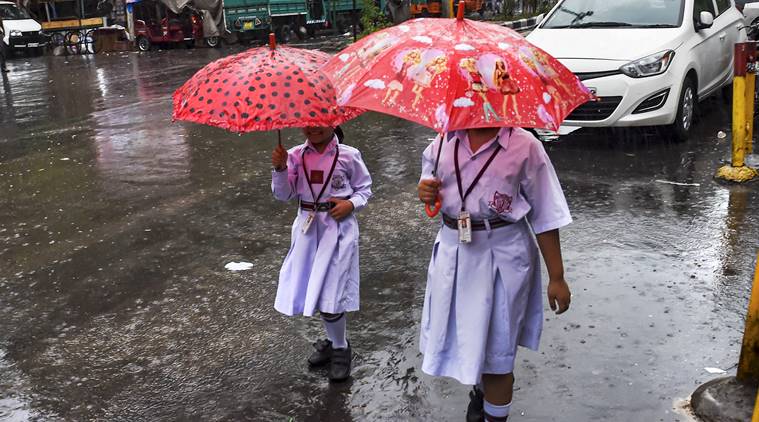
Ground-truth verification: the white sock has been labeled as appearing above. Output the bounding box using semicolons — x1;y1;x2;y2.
321;313;348;349
484;399;511;421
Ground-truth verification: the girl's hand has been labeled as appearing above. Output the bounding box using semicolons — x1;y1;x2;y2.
547;278;571;314
418;178;440;205
272;144;288;171
329;198;354;221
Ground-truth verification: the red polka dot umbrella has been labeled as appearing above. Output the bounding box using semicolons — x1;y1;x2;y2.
172;35;362;134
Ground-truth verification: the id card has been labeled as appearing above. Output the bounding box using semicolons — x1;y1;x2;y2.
458;211;472;244
301;211;316;234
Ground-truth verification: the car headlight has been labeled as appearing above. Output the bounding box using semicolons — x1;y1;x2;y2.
620;50;676;78
9;30;22;37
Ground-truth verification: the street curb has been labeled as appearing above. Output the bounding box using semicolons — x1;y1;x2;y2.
500;14;543;30
691;376;757;422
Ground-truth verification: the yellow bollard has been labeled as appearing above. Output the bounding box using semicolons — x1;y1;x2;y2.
732;74;748;168
746;71;756;156
716;42;758;182
738;254;759;383
753;387;759;422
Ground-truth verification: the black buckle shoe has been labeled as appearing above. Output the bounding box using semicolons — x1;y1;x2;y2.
466;386;484;422
328;343;351;382
308;339;333;367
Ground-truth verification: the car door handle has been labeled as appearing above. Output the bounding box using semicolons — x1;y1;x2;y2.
720;33;727;41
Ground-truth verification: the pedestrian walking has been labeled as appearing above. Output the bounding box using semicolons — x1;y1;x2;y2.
0;16;9;73
271;125;372;382
417;126;572;421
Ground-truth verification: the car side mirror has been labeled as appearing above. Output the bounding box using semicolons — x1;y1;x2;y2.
696;11;714;31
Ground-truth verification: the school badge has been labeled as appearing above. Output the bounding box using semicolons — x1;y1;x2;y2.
331;174;347;190
488;191;513;214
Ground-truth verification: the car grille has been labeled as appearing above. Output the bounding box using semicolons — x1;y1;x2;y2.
567;96;623;121
574;70;622;81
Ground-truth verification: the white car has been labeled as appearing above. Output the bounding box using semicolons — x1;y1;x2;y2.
0;1;46;54
527;0;746;140
738;0;759;38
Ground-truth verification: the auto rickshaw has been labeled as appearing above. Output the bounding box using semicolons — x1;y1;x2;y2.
132;0;218;51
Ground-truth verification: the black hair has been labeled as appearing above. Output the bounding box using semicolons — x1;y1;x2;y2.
334;126;345;143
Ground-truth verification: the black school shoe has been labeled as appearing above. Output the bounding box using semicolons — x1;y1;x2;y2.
308;339;333;367
328;343;351;382
466;386;484;422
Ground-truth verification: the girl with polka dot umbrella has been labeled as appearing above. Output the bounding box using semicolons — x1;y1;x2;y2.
172;34;362;137
175;35;373;384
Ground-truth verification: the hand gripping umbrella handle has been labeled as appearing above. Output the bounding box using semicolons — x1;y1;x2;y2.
425;197;442;218
424;132;446;219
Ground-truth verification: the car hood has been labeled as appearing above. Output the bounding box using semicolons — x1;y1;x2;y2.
2;19;42;33
527;27;683;62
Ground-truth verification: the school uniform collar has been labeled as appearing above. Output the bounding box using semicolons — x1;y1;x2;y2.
304;135;339;154
449;127;512;155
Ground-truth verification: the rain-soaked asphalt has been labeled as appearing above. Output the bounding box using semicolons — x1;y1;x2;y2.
0;43;758;422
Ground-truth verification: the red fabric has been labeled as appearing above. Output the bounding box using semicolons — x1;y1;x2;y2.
323;18;594;131
173;45;362;133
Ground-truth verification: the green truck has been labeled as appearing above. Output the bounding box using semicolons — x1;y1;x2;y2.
223;0;369;42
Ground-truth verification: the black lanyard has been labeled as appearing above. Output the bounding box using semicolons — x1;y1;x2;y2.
301;143;340;204
454;135;501;212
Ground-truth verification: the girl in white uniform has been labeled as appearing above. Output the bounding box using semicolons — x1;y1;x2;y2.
417;127;572;421
272;126;372;382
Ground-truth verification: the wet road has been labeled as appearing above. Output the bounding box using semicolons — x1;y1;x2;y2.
0;47;758;422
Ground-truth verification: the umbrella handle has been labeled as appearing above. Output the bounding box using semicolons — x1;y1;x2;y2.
425;197;441;218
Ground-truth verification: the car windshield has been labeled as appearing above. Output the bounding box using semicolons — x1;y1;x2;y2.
0;4;31;20
542;0;684;29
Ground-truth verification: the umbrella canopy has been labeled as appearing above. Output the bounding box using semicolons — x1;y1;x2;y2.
173;35;362;133
323;10;593;132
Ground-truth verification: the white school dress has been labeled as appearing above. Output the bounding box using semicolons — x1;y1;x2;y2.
419;127;571;385
272;135;372;317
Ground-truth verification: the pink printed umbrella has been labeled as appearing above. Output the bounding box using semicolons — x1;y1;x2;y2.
323;8;593;133
173;35;362;134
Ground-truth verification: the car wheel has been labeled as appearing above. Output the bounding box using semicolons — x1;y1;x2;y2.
277;25;292;44
670;77;696;142
295;26;306;40
204;36;219;48
137;36;151;52
749;17;759;40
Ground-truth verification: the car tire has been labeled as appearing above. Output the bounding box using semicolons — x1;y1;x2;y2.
277;25;292;44
137;36;151;52
295;26;306;40
669;76;696;142
205;36;219;48
749;17;759;40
